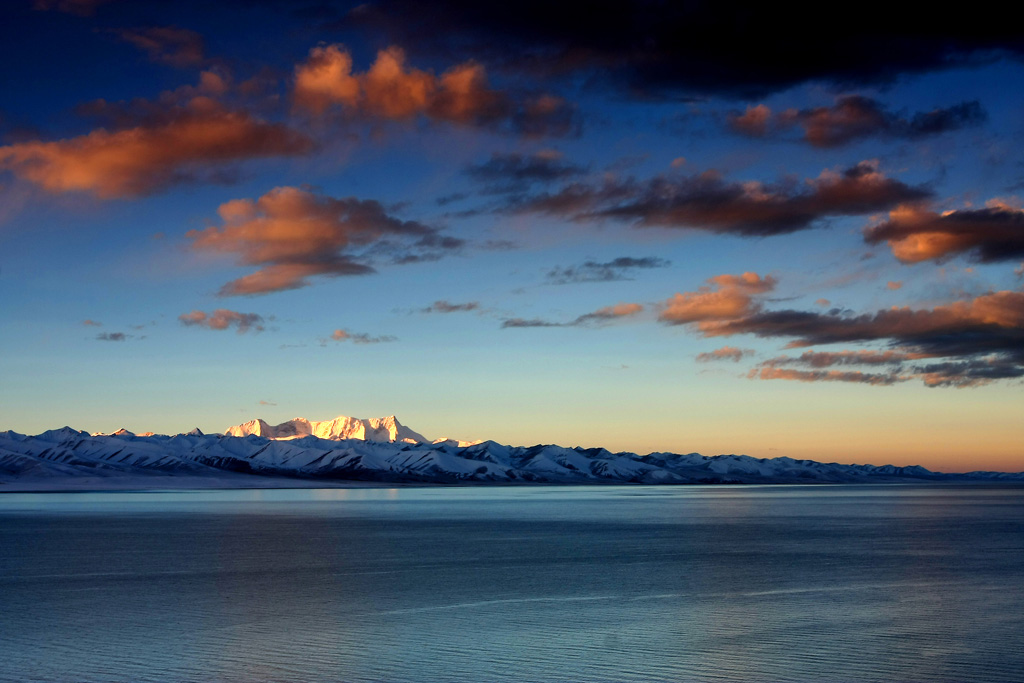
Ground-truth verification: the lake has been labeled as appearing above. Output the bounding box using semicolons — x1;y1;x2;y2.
1;485;1022;682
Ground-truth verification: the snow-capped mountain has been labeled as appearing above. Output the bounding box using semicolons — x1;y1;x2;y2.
224;414;428;443
1;422;1021;490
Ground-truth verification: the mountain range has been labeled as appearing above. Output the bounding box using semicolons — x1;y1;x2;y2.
1;414;1021;490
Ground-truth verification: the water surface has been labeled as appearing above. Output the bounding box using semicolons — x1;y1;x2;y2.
2;485;1022;682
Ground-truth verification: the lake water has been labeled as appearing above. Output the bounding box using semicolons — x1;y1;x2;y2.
1;485;1022;682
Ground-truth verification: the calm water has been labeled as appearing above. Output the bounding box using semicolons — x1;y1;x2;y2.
1;485;1023;682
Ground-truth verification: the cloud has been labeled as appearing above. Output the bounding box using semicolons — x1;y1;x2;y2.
546;256;670;284
763;349;926;368
571;302;644;325
422;300;480;313
707;290;1024;348
0;101;312;198
112;26;206;68
329;329;397;344
749;348;1022;388
346;1;1024;98
501;302;644;328
179;309;264;333
293;44;576;135
259;400;277;406
506;161;930;237
659;272;777;328
887;281;904;290
96;332;127;341
728;96;986;147
729;104;773;137
659;270;1024;387
32;0;112;15
864;202;1024;264
696;346;753;362
82;319;102;327
751;366;907;385
501;317;562;328
187;186;460;295
466;150;585;186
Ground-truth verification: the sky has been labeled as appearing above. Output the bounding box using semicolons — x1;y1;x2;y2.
1;0;1022;472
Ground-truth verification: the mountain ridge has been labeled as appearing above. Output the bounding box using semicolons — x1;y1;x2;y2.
1;423;1021;489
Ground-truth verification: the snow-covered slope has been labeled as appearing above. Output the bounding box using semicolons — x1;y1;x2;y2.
224;415;428;443
1;426;1021;489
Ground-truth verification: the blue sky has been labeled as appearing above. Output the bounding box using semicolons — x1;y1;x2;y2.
2;0;1022;471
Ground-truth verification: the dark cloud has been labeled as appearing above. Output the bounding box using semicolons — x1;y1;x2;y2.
505;161;930;237
547;255;670;284
761;349;926;368
722;294;1024;388
502;302;643;328
96;332;127;341
906;100;988;136
728;96;986;147
466;151;585;186
422;300;480;313
501;317;562;328
864;203;1024;264
661;271;1024;387
112;26;206;68
344;0;1024;99
916;358;1024;388
179;309;264;333
435;192;469;206
32;0;113;15
187;186;460;295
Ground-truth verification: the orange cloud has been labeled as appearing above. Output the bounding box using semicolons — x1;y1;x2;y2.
696;346;753;362
728;104;772;136
729;96;985;147
0;102;312;198
187;186;458;295
887;280;903;290
293;44;570;133
571;302;644;325
329;329;397;344
295;45;502;123
660;272;776;327
178;309;264;333
751;366;907;385
661;269;1024;388
864;203;1024;264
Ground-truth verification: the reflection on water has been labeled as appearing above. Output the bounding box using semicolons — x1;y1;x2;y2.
1;484;1022;682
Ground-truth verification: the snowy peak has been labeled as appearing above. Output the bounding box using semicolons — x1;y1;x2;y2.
225;418;274;438
223;414;429;443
